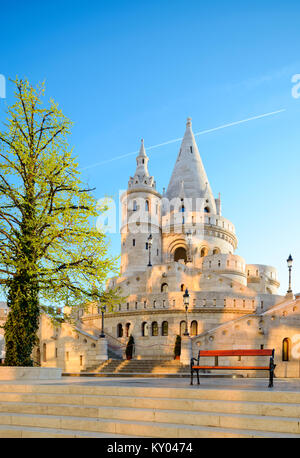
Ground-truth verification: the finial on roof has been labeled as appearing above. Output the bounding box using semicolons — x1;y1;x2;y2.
186;117;192;127
138;138;147;157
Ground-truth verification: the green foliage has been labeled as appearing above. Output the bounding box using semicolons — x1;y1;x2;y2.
0;78;122;365
174;335;181;358
125;334;135;359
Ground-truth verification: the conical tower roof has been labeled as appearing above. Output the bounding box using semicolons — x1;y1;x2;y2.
166;118;216;213
128;139;156;190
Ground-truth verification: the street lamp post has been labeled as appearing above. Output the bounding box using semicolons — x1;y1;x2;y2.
183;288;190;336
98;304;106;338
147;234;153;267
287;254;293;294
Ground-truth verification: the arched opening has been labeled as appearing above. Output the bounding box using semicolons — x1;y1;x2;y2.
174;247;187;263
204;206;210;213
200;247;208;257
180;321;187;336
180;284;185;292
42;343;47;363
162;321;168;336
125;323;131;338
282;338;291;361
145;200;150;212
190;321;198;336
213;248;220;255
117;324;123;338
133;200;137;211
152;322;158;336
141;322;149;337
161;283;168;292
36;348;41;365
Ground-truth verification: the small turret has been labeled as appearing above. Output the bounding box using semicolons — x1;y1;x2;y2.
128;139;155;189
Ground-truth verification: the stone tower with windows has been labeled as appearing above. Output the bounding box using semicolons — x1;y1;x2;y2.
32;117;300;378
77;118;282;363
120;139;162;274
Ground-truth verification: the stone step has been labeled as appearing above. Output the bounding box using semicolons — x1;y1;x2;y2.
1;383;300;438
1;384;300;405
65;372;191;378
0;424;138;438
85;359;189;374
0;411;298;438
0;393;299;418
0;399;300;434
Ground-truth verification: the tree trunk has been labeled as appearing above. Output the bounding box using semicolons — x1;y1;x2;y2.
4;272;39;366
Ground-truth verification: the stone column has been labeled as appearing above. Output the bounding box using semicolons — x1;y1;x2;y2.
97;338;108;361
180;335;192;365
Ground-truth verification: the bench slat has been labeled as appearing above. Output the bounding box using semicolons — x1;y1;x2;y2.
197;349;273;357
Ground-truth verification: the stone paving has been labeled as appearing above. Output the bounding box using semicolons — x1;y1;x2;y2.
2;376;300;392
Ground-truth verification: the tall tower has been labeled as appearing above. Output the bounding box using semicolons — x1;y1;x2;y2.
162;118;238;266
120;140;162;274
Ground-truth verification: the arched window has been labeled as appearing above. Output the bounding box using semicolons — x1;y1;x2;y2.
174;247;187;263
180;205;185;213
145;200;150;212
152;322;158;336
180;284;185;292
162;321;168;336
213;248;220;255
133;200;137;211
190;321;198;336
282;338;291;361
161;283;168;292
204;207;210;213
117;324;123;338
141;322;149;337
42;343;47;362
180;321;187;336
200;247;208;257
125;323;130;338
36;348;41;365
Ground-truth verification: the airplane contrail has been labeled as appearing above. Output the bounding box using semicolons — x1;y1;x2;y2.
81;108;286;171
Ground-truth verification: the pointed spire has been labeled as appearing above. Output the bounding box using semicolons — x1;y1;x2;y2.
134;138;149;178
166;118;216;213
138;138;147;158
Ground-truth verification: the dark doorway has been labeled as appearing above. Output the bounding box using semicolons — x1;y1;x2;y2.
174;247;187;263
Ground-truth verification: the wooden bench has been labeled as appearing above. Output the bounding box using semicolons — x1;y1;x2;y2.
190;349;276;387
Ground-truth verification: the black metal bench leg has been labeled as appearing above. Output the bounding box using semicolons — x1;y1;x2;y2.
268;368;273;388
190;359;193;385
268;354;275;388
197;369;200;385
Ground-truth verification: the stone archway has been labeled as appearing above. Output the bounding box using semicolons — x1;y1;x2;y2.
174;247;187;263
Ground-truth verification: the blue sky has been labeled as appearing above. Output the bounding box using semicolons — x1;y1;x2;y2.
0;0;300;295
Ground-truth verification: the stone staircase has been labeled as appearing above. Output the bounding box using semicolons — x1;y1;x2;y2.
82;359;190;376
0;383;300;437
